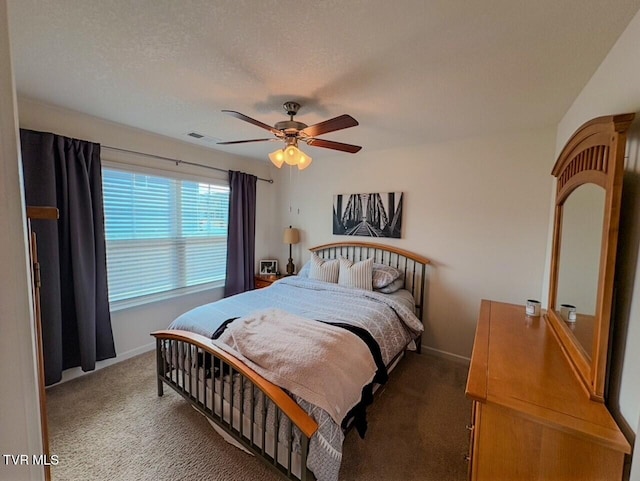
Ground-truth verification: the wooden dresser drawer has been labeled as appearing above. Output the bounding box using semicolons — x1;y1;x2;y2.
465;300;629;481
466;401;479;480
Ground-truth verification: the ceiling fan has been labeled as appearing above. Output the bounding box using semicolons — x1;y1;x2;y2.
217;101;361;170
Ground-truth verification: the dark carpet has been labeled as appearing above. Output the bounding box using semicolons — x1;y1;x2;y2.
46;350;471;481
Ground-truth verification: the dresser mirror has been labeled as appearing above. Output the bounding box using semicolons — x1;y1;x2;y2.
555;183;605;359
547;113;634;401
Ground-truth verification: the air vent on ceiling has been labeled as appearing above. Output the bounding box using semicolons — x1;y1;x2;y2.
185;132;222;144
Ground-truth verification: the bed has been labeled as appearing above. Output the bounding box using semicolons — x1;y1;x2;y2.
151;242;430;481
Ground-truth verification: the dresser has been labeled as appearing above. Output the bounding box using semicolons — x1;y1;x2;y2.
465;300;630;481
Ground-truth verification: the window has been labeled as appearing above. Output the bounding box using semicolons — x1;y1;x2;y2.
102;165;229;306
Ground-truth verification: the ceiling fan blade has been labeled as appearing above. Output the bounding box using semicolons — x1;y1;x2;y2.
217;138;276;145
221;110;280;134
301;114;359;137
306;138;362;153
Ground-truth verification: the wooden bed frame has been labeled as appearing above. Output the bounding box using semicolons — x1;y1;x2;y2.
151;241;430;481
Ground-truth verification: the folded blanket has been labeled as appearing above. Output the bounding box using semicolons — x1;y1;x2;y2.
212;308;377;425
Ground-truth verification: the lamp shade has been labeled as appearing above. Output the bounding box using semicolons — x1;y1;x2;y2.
283;227;300;245
269;149;285;168
283;145;301;165
297;152;313;170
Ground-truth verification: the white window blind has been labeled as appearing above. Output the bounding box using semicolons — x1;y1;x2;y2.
102;166;229;305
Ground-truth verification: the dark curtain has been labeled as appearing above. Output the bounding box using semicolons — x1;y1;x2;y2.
224;170;257;297
20;129;115;386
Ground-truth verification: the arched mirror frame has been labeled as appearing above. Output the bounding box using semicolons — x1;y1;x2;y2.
547;113;634;402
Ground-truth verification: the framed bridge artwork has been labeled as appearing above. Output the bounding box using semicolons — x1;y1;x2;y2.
333;192;403;238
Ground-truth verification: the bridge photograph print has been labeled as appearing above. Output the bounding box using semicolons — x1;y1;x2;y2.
332;192;403;238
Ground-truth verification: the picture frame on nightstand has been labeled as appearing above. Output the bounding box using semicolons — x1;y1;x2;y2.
259;259;278;275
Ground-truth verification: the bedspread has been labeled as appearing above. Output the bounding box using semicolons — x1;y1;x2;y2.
171;276;421;364
169;276;423;481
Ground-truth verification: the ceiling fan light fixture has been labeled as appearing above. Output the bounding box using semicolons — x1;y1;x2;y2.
284;145;301;165
269;144;312;170
268;149;285;168
297;153;313;170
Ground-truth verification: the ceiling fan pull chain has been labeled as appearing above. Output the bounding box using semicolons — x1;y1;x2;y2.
289;163;293;214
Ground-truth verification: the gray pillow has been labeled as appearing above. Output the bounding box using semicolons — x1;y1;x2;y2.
375;277;404;294
372;263;402;289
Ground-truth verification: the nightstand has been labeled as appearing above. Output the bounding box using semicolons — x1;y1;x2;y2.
254;274;286;289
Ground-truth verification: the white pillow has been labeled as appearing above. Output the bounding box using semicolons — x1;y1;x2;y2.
372;263;402;289
298;260;310;277
309;254;339;283
338;257;374;291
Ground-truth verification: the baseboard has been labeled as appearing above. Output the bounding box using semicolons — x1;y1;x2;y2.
422;346;471;366
53;342;156;385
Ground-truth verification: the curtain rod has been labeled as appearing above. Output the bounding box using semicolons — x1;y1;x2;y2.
102;145;274;184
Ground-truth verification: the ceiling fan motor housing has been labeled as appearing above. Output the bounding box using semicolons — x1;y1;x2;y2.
274;120;308;132
276;102;307;132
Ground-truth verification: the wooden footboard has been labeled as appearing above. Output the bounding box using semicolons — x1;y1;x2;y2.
151;329;318;481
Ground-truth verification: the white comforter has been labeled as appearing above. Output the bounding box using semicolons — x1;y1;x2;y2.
213;308;378;425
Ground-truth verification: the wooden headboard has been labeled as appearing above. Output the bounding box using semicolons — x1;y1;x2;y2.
309;242;431;324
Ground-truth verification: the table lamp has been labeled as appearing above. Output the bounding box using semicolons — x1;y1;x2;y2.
283;226;300;275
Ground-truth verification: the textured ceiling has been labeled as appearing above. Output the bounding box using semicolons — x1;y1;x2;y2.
7;0;640;162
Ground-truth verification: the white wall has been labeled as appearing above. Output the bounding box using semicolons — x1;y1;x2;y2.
634;413;640;481
0;0;44;478
17;97;279;376
554;7;640;478
275;127;556;360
